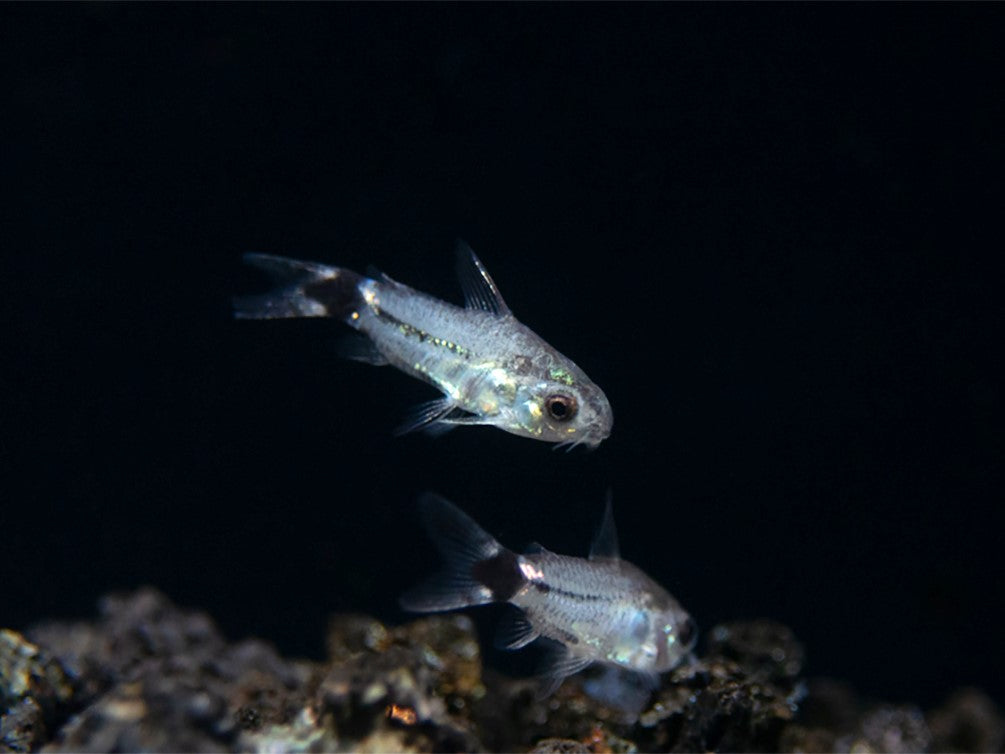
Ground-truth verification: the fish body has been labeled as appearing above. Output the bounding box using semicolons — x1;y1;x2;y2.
234;244;612;447
401;494;696;705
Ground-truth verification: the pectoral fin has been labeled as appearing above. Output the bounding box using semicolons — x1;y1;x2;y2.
395;398;493;437
537;643;594;699
581;665;660;717
395;398;461;437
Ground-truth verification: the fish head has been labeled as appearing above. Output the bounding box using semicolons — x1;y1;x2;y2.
610;572;697;673
604;600;696;674
507;360;613;447
653;609;698;672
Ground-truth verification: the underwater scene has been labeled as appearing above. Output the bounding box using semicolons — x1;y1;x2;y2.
4;4;1003;752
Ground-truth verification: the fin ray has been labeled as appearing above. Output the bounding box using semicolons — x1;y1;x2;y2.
494;607;540;650
455;240;511;316
395;398;460;436
589;493;620;561
399;572;490;612
335;334;389;365
400;494;508;613
581;665;660;716
537;642;594;699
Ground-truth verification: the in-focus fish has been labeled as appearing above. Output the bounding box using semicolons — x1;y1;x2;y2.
400;494;696;708
234;243;612;447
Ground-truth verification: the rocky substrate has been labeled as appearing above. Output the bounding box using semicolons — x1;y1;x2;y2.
2;589;1001;752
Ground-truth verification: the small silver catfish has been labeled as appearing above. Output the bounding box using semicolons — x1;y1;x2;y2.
234;243;612;447
400;494;697;707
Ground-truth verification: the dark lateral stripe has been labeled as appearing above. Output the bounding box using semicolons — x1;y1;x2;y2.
534;582;605;602
373;309;472;359
303;270;364;320
472;550;524;602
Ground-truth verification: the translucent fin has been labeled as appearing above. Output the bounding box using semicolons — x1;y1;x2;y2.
537;643;594;699
455;240;511;316
524;542;559;557
588;492;620;561
242;253;337;282
394;398;460;436
235;253;363;322
395;398;492;436
399;570;490;613
232;292;321;320
399;493;504;613
435;413;494;427
581;664;660;717
365;263;399;285
494;607;540;650
335;334;389;366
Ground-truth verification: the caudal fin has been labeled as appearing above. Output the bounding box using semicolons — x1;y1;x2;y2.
234;253;364;322
400;494;525;613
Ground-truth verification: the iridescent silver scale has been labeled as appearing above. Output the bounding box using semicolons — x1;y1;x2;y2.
234;243;612;447
510;549;694;678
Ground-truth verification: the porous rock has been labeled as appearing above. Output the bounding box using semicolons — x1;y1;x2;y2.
2;589;1001;753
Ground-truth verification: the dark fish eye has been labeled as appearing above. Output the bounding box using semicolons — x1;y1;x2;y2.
545;394;577;422
676;617;697;649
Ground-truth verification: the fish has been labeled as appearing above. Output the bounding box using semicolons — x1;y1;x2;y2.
400;493;697;709
234;242;612;447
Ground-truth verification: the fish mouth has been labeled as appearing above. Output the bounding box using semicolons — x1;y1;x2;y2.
589;403;614;445
553;421;610;451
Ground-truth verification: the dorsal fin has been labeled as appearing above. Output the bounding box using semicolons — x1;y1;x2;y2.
365;263;396;285
588;493;620;561
455;240;511;316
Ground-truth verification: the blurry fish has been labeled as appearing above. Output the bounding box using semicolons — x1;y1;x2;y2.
400;493;696;708
234;243;612;447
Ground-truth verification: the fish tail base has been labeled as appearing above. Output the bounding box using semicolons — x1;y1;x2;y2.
234;253;365;322
400;494;525;612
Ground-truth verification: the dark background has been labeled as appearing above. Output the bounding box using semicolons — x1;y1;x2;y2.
4;5;1003;709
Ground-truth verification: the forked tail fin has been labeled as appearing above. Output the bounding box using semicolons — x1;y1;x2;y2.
400;493;525;612
234;253;365;321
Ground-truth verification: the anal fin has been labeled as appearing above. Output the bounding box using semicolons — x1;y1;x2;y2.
335;334;389;366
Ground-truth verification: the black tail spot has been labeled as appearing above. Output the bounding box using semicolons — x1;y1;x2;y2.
304;270;364;320
472;550;524;602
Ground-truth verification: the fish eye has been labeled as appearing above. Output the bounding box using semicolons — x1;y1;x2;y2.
545;394;577;422
676;617;697;649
